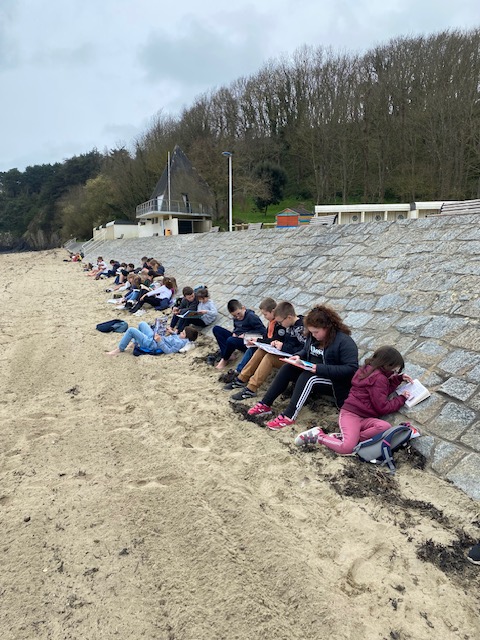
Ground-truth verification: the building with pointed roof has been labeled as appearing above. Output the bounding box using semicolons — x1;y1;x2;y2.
135;145;215;236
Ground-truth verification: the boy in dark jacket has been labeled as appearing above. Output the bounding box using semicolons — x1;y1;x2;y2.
212;299;266;370
229;301;306;400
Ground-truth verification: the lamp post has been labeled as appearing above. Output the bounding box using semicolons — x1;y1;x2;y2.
222;151;233;232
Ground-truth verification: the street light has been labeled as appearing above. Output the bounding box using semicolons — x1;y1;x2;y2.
222;151;233;232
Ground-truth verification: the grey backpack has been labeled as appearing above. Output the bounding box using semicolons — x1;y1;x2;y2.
353;423;420;473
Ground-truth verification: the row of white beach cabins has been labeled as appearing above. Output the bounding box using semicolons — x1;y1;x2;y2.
71;199;480;258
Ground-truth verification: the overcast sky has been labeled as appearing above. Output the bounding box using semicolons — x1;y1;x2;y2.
0;0;479;172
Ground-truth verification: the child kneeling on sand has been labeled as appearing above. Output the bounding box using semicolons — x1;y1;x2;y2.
106;322;198;356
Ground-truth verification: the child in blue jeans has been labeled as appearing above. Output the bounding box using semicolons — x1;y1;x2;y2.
106;322;198;356
212;299;266;370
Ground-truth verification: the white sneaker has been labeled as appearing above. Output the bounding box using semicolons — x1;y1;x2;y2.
115;305;126;310
107;298;118;304
294;427;322;446
133;310;146;317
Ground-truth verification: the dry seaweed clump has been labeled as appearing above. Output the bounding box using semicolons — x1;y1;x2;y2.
417;533;480;581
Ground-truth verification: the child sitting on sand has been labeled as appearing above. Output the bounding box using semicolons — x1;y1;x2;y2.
228;300;305;400
212;299;266;370
128;276;176;314
106;322;198;356
294;345;413;452
169;288;217;334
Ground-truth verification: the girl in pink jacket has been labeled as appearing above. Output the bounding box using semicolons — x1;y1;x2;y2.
295;346;412;453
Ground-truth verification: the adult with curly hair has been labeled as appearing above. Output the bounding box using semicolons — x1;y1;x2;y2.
247;305;359;430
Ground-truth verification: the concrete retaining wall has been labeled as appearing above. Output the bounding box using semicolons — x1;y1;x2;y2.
83;216;480;500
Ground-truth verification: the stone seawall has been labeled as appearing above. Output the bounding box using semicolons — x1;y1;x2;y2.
84;216;480;500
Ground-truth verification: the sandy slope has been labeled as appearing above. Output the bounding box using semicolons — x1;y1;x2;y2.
0;250;478;640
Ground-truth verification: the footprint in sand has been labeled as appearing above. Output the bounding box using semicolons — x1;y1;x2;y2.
128;475;180;489
342;543;392;595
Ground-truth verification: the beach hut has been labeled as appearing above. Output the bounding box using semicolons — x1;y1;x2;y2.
276;207;313;228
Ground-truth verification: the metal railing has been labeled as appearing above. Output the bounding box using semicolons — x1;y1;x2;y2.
82;228;107;254
136;198;214;217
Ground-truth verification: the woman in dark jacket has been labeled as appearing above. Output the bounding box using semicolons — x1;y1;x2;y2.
248;305;359;430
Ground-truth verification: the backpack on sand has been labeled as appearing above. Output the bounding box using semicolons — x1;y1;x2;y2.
353;423;420;474
96;319;128;333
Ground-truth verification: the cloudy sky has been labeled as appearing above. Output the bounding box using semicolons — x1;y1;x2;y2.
0;0;478;172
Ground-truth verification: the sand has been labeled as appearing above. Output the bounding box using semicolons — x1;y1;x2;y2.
0;249;478;640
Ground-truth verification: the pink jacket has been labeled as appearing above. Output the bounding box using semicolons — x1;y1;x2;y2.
341;365;406;418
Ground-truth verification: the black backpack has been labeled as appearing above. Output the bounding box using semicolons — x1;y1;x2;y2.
96;319;128;333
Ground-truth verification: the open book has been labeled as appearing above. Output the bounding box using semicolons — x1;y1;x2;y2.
397;379;431;408
153;317;168;337
255;343;292;357
243;332;264;345
177;310;203;319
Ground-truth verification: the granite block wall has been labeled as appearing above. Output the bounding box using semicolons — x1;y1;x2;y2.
83;215;480;500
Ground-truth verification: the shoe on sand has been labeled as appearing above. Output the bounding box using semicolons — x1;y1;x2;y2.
247;402;272;417
231;387;257;401
266;414;295;431
294;427;323;446
467;543;480;565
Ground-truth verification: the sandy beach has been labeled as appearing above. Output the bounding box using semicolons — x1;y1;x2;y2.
0;249;478;640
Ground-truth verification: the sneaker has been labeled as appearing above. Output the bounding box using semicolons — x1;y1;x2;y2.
400;422;421;439
231;387;257;401
115;305;126;310
467;543;480;565
266;414;295;431
294;427;325;446
133;310;146;317
223;377;245;391
247;402;273;417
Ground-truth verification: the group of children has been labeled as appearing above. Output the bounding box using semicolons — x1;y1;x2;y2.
82;255;219;356
210;297;414;455
83;254;480;567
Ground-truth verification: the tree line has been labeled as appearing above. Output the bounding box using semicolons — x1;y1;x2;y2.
1;28;479;249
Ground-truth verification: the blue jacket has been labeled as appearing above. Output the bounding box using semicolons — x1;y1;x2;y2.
156;333;189;354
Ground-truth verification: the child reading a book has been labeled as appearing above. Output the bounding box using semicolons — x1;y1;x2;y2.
128;276;176;314
106;321;198;356
228;301;305;400
228;297;278;377
169;286;198;331
169;288;217;334
248;305;358;430
212;299;266;370
294;345;413;452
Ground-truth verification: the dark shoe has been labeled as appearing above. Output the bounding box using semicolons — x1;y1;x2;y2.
231;387;257;401
467;543;480;565
223;377;245;390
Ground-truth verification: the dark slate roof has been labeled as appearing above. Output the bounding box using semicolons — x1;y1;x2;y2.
149;145;212;200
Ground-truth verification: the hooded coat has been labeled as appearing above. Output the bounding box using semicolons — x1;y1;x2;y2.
341;365;406;418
